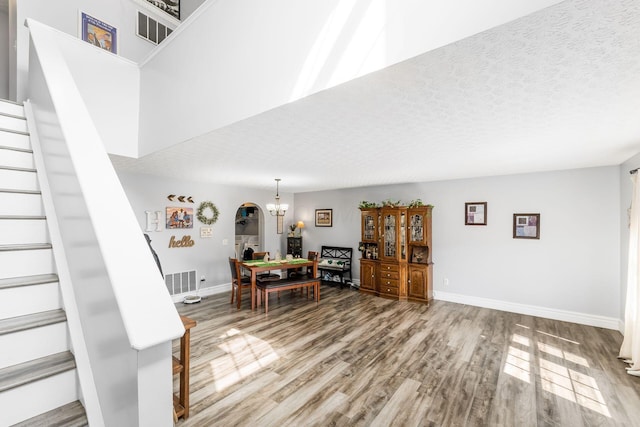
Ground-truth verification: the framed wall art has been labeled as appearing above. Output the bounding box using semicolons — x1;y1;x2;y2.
144;0;180;20
315;209;333;227
166;206;193;229
513;213;540;239
80;12;118;54
465;202;487;225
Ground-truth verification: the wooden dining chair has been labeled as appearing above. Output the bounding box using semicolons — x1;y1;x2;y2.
229;257;251;309
252;252;280;280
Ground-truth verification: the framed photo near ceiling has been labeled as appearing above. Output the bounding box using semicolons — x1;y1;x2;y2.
145;0;180;20
465;202;487;225
315;209;333;227
80;12;118;54
513;213;540;239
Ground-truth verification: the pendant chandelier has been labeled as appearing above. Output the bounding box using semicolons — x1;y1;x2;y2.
266;178;288;216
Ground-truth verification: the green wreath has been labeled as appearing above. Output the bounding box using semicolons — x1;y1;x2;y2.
196;201;219;225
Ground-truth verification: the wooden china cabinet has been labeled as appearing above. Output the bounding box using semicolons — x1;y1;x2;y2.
359;205;432;305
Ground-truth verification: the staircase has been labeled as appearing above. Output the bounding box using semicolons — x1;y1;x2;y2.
0;100;88;426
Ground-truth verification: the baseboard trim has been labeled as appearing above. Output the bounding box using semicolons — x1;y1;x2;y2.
434;291;621;331
171;282;231;303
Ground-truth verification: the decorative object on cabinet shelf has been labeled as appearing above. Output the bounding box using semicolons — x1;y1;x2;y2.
315;209;333;227
196;201;219;225
513;213;540;239
381;199;401;207
465;202;487;226
411;246;429;264
167;206;194;229
359;200;379;209
288;223;297;237
408;199;424;208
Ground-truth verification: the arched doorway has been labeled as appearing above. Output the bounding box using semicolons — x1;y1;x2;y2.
234;203;264;260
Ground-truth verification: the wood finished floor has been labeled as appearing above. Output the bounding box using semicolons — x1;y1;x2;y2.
174;285;640;427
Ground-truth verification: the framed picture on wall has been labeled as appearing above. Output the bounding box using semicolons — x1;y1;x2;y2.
166;206;193;229
315;209;333;227
144;0;180;20
79;12;118;54
513;213;540;239
465;202;487;225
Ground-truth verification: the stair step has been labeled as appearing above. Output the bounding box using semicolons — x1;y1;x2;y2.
0;190;44;217
0;354;78;426
0;168;39;192
0;350;74;393
13;401;87;427
0;115;28;133
0;100;24;117
0;148;35;169
0;216;49;246
0;247;55;277
0;132;31;151
0;309;66;336
0;143;32;153
0;275;61;320
0;243;52;252
0;274;57;290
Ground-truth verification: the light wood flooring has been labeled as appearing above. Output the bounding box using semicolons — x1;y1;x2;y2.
174;285;640;426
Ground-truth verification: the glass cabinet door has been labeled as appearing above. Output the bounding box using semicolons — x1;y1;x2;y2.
409;212;424;244
383;212;397;259
400;211;407;260
361;210;377;242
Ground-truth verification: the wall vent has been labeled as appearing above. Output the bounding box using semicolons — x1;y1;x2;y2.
165;270;197;295
137;11;173;45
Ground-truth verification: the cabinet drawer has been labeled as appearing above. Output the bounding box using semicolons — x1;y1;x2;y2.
379;284;399;296
379;278;399;288
379;263;399;273
380;270;399;280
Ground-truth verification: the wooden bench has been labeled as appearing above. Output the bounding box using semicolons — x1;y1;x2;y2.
256;276;320;313
318;246;352;288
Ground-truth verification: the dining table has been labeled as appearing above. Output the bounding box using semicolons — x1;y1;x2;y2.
241;258;317;310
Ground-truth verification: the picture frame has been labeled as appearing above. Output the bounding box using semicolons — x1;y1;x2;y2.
80;12;118;54
166;206;193;229
465;202;487;225
513;213;540;239
315;209;333;227
144;0;180;20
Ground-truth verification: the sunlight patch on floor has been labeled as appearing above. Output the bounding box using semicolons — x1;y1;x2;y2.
504;327;610;418
209;328;280;392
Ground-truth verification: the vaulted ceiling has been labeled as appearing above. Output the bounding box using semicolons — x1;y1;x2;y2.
111;0;640;193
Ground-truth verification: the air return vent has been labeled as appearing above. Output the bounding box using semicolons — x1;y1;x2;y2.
137;11;174;45
165;270;197;295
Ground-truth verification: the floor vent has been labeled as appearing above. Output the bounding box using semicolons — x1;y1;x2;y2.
165;270;197;295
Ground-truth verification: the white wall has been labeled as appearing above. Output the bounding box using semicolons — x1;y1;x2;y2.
295;166;621;324
0;7;9;99
12;0;176;101
116;171;294;290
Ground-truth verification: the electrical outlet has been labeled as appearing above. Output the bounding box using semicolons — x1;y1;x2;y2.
200;275;205;282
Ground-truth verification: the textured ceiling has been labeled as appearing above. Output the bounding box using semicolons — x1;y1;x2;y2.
111;0;640;193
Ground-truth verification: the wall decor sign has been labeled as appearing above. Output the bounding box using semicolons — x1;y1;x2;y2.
513;213;540;239
80;12;117;54
315;209;333;227
465;202;487;226
145;0;180;20
169;235;194;248
166;206;193;229
200;227;213;238
167;194;193;203
144;210;163;231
